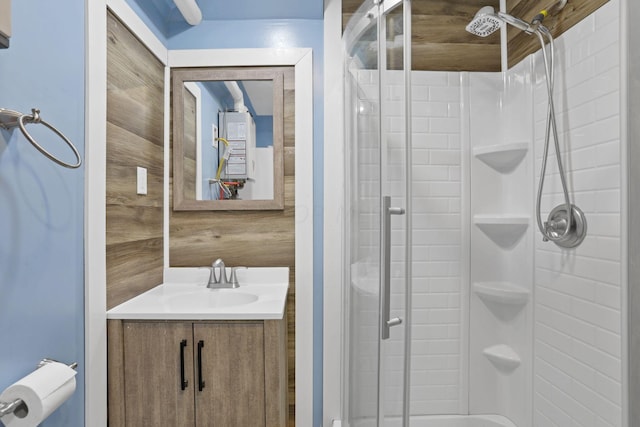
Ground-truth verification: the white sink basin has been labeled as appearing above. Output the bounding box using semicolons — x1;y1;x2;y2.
165;290;259;310
107;267;289;320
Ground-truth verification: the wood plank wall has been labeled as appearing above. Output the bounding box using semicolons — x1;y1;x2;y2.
412;0;501;71
169;67;297;421
507;0;610;67
106;11;165;309
183;90;197;199
343;0;609;72
343;0;502;71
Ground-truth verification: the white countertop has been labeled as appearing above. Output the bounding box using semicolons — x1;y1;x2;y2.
107;267;289;320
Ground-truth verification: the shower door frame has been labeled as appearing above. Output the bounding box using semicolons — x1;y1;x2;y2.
341;0;413;425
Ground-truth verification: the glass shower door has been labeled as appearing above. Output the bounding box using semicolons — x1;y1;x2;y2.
344;0;411;425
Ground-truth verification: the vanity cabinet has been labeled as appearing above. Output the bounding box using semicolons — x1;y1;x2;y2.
108;317;287;427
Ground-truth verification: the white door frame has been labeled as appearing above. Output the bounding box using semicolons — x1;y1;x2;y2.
322;0;345;425
85;1;314;425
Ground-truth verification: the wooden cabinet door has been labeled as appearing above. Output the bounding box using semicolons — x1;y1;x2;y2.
194;322;266;427
123;321;195;427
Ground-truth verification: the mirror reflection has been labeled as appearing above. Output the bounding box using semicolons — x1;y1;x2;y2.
172;67;284;211
183;80;274;201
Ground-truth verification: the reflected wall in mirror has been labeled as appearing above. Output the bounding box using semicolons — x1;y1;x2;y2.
172;67;284;210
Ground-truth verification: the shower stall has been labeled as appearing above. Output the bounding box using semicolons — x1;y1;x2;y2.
340;0;627;426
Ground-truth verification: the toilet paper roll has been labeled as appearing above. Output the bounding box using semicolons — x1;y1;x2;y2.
0;362;76;427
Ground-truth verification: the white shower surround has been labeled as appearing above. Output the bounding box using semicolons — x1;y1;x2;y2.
349;414;517;427
531;1;624;425
347;0;624;425
349;68;466;418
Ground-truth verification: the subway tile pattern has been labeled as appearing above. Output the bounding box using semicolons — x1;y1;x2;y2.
347;1;622;421
409;71;464;415
347;68;382;421
350;69;463;418
531;1;623;426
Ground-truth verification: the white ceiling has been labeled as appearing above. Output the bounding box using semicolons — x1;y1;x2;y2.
243;80;274;116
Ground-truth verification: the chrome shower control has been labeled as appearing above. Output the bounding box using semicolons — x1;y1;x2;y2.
387;318;403;328
543;204;587;248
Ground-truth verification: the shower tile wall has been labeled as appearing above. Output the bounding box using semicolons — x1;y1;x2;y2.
348;1;623;424
351;69;464;418
531;1;623;426
467;60;534;427
349;68;382;421
409;71;464;415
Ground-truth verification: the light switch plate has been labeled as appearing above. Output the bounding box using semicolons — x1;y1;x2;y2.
136;166;147;195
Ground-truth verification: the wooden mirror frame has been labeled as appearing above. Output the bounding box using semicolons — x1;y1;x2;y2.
172;67;285;210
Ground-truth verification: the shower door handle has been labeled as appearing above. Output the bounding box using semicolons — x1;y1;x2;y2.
381;196;405;340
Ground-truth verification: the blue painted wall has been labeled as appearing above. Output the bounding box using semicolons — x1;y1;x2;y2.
197;0;323;21
0;1;85;426
121;0;172;45
193;82;222;200
254;115;273;148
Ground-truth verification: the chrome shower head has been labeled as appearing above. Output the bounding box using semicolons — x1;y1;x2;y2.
497;11;535;33
465;6;502;37
466;5;535;37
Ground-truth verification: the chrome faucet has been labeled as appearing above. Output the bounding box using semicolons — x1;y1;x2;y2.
207;258;245;289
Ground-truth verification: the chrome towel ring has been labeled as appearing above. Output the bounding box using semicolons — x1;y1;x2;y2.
0;108;82;169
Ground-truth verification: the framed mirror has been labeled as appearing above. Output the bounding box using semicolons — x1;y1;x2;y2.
172;67;284;210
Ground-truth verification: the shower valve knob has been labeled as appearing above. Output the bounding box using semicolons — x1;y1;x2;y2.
541;205;588;248
387;317;402;328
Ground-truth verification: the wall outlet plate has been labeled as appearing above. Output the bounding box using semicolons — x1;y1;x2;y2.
212;124;219;149
136;166;147;195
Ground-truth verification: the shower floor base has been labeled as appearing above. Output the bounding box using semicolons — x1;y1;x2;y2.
344;414;517;427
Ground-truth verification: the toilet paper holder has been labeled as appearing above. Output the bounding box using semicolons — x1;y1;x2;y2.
0;359;77;419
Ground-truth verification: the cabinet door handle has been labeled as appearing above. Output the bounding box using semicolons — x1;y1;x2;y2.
179;340;188;390
197;340;205;391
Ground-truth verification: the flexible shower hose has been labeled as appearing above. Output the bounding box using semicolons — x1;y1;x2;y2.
534;26;574;242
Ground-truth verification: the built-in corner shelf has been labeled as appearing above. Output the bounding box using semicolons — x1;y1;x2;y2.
473;143;528;173
483;344;521;372
474;215;529;248
473;282;530;306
